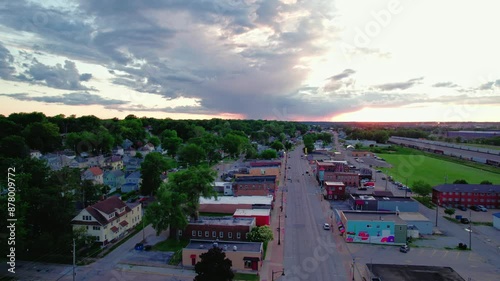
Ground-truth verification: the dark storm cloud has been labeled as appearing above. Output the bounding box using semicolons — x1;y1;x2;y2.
19;60;94;91
375;77;424;91
0;42;15;79
1;92;128;106
432;81;458;88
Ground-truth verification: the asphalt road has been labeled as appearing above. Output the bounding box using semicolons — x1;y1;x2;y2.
283;145;353;280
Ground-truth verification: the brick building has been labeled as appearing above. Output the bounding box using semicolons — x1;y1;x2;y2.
432;184;500;209
181;217;256;241
323;181;346;200
316;161;359;187
232;175;277;196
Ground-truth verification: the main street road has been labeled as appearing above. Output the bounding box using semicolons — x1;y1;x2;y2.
282;145;353;280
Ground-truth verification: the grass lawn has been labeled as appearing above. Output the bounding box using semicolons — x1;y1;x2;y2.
378;153;500;186
152;237;189;252
234;273;259;281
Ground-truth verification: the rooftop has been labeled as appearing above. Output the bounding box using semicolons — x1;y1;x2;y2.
398;212;431;221
367;264;466;281
433;184;500;193
324;181;345;186
199;196;274;205
233;209;271;216
190;216;255;226
342;211;406;224
185;239;263;253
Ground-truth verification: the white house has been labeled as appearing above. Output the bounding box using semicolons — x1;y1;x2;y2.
71;196;142;245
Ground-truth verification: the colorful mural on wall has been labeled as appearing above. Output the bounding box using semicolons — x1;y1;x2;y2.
344;221;396;244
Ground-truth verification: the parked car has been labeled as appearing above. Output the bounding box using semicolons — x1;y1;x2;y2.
477;205;487;212
470;205;480;212
381;177;387;180
458;205;467;211
460;218;470;224
323;223;331;230
399;244;410;253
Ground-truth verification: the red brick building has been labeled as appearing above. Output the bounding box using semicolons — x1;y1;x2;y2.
232;175;277;196
233;209;271;226
181;217;256;241
323;181;347;200
432;184;500;209
316;161;359;187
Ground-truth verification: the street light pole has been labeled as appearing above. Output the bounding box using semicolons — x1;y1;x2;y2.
352;258;355;281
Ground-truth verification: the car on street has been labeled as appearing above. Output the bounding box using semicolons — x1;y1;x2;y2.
399;244;410;253
376;170;382;173
460;218;470;224
477;205;487;212
381;177;386;180
323;223;331;230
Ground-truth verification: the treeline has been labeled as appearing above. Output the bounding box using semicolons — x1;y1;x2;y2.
343;127;430;143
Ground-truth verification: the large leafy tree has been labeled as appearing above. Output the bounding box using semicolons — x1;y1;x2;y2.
177;143;207;167
169;166;217;220
247;225;274;243
23;122;61;152
140;152;172;195
222;133;247;157
145;184;189;238
411;180;432;197
260;149;277;160
160;129;183;157
0;135;29;158
194;247;234;281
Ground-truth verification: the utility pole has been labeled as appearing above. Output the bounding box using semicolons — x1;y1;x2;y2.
469;209;472;250
72;239;76;281
435;204;438;227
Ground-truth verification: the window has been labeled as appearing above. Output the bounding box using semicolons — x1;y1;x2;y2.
93;226;100;230
399;226;402;231
178;230;183;237
442;192;447;195
366;225;372;228
376;225;380;228
198;231;202;237
212;231;216;238
228;232;233;238
219;232;224;238
339;187;342;190
95;236;100;241
192;230;196;236
386;225;390;229
205;231;209;237
237;232;241;239
83;215;92;221
244;260;253;269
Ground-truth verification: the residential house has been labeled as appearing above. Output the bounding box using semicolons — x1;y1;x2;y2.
81;167;104;185
183;240;263;271
122;139;134;150
122;171;142;193
71;196;142;245
137;145;152;157
124;147;136;157
42;153;72;171
69;157;89;169
338;210;407;245
232;175;277;197
112;146;124;156
181;217;256;242
104;155;123;170
87;155;105;167
432;184;500;209
323;181;346;200
124;158;142;175
104;170;126;194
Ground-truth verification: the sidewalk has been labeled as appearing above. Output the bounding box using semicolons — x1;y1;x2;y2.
260;158;287;281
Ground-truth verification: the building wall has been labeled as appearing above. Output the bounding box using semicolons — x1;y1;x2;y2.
344;220;398;244
393;224;407;244
324;185;347;200
183;248;263;271
404;220;433;235
323;172;359;187
233;182;275;196
351;199;378;211
493;215;500;230
377;201;419;212
182;224;253;241
432;190;500;209
233;215;270;226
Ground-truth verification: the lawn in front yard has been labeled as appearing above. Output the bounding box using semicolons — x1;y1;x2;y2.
234;273;259;281
152;237;189;252
378;153;500;186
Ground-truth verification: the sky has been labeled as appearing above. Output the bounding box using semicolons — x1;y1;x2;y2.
0;0;499;122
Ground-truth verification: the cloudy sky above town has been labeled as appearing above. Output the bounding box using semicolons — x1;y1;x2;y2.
0;0;499;122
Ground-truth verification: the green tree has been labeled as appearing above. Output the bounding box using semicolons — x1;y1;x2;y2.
23;122;61;152
148;136;161;147
480;180;493;185
247;225;274;243
453;179;468;184
411;180;432;197
145;184;188;238
194;247;234;281
444;208;456;218
169;166;217;220
222;133;246;158
270;140;284;151
161;129;183;157
260;149;277;159
140;152;171;195
177;143;207;167
0;135;29;158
